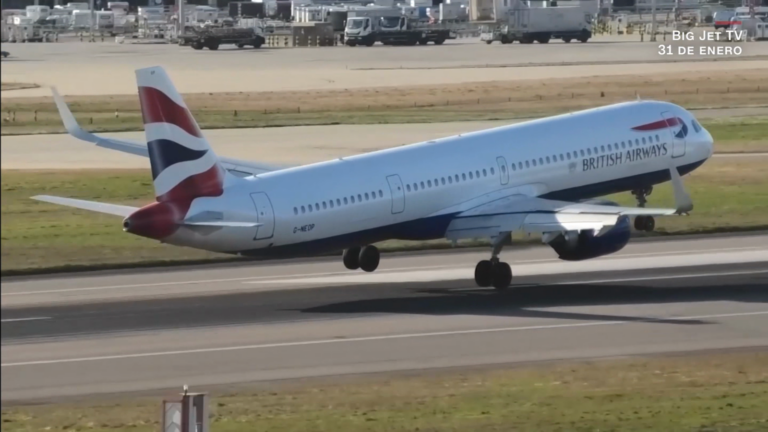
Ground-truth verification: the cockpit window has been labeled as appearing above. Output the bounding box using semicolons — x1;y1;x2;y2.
691;119;702;133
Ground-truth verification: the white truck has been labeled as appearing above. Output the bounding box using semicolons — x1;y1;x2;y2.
344;11;455;46
481;0;596;44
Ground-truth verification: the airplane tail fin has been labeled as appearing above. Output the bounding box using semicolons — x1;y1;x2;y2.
135;66;225;203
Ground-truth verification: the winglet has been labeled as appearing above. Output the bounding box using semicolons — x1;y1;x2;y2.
51;86;100;143
669;166;694;215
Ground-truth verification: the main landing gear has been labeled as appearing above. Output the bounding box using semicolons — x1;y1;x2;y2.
474;232;513;290
631;187;656;232
342;245;380;272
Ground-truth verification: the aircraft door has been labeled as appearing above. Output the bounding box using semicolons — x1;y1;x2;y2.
250;192;275;240
496;156;509;185
386;175;405;214
661;111;686;158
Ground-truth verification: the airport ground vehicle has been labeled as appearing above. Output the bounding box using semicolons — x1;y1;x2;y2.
179;26;265;50
481;0;595;44
344;14;454;46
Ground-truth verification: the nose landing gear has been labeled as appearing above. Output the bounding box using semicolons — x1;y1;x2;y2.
632;187;656;232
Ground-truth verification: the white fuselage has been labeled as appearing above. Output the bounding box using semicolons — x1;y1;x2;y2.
168;100;713;257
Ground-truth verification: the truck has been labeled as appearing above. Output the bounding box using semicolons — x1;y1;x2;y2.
481;0;596;44
344;13;456;46
179;26;266;50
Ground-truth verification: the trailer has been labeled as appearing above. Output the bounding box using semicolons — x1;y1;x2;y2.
481;0;596;44
345;14;455;46
179;26;265;50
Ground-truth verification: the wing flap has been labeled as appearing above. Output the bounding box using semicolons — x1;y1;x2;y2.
51;87;293;177
31;195;137;217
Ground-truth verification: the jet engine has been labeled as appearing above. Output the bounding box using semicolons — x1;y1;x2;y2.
546;215;631;261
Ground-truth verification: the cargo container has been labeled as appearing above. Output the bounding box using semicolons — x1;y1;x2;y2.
481;0;595;44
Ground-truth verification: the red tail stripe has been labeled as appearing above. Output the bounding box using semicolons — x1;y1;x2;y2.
125;165;224;240
138;86;202;138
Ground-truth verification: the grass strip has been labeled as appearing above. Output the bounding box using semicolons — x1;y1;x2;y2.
2;350;767;431
1;157;766;276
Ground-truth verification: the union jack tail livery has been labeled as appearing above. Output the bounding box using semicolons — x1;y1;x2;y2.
136;66;225;203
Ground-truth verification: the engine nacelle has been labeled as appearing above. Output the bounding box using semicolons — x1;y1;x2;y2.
547;215;631;261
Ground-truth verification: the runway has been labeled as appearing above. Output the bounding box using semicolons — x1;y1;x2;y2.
2;234;767;403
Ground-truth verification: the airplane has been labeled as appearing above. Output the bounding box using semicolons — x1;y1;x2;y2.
33;66;714;290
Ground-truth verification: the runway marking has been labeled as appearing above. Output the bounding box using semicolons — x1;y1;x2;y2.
0;317;51;323
2;246;765;297
3;310;767;367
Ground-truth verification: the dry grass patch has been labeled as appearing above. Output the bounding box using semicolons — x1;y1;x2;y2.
1;69;766;135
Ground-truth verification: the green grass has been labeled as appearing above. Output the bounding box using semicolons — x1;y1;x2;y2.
3;350;768;432
2;157;767;275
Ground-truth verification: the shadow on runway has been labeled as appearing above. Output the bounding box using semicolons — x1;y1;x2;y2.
299;279;768;326
3;265;767;341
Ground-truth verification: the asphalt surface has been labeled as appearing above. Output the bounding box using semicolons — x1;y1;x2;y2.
2;234;767;404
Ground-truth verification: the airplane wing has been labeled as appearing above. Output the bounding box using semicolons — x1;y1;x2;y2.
445;167;693;241
51;87;293;177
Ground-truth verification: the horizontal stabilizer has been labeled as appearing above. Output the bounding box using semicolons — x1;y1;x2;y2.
31;195;137;217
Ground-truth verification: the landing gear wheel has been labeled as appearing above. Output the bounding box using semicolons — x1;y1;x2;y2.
343;246;361;270
358;245;380;272
474;260;493;287
634;216;656;232
491;262;512;290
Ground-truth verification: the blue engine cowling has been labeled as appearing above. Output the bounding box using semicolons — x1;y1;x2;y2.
549;215;632;261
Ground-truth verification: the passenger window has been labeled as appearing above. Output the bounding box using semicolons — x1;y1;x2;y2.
532;159;537;167
635;139;639;146
475;170;480;178
441;177;446;185
593;147;598;154
559;154;564;161
301;205;306;213
350;196;355;204
357;194;361;202
525;160;530;168
322;202;327;209
379;190;383;198
337;199;342;206
566;153;571;160
315;203;320;211
587;148;592;155
407;184;411;192
546;156;551;164
462;173;467;181
420;181;425;189
364;193;369;201
448;176;453;184
343;197;348;205
621;141;626;149
308;205;313;213
642;137;646;145
330;200;334;208
490;167;495;175
294;207;298;215
601;145;605;152
469;172;474;180
518;162;523;170
482;169;487;177
538;158;543;165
